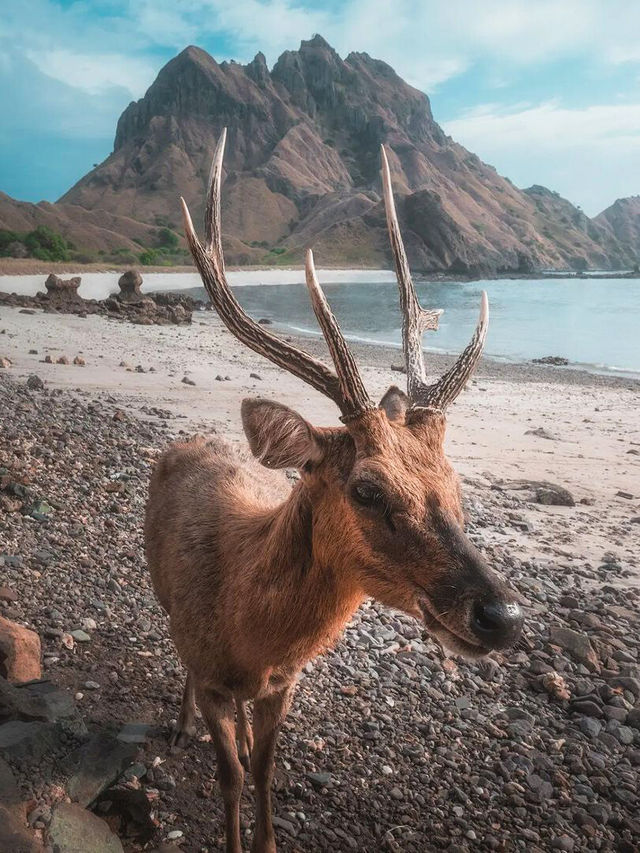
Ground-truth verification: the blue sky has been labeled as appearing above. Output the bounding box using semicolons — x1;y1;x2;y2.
1;0;639;216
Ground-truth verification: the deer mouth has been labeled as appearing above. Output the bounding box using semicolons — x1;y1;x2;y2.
418;597;490;659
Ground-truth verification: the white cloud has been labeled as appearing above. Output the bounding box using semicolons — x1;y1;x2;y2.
26;50;157;97
443;101;640;213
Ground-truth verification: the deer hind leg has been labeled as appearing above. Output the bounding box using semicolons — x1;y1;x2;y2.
250;683;295;853
236;698;253;772
198;686;245;853
169;670;197;748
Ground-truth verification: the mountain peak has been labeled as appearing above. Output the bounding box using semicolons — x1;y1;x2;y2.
300;34;333;50
59;38;637;272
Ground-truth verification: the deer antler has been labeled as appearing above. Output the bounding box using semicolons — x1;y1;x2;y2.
380;145;489;411
181;129;374;421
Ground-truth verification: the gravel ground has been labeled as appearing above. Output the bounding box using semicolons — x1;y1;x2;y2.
1;373;639;852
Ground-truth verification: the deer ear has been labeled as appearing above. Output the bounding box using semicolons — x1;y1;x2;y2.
379;385;409;422
241;399;325;469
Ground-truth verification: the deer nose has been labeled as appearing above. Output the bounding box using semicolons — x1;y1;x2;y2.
471;600;523;649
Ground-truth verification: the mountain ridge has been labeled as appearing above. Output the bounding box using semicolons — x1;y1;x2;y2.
5;37;639;272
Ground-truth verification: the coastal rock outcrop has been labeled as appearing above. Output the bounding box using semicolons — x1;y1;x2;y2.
44;274;83;307
0;270;199;326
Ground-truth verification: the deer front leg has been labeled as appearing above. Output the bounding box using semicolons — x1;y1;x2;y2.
169;670;197;748
250;683;295;853
236;699;254;772
198;686;245;853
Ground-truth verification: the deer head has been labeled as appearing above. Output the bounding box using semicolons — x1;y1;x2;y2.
181;130;524;657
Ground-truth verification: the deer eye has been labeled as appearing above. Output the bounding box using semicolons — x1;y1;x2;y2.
352;482;387;510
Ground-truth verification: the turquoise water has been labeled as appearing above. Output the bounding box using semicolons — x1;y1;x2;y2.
190;277;640;377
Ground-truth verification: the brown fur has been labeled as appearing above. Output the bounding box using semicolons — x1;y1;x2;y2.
145;397;522;852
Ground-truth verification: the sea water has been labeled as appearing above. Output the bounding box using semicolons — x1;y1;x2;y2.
2;271;639;376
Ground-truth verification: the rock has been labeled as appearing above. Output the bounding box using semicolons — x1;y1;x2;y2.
25;374;44;390
608;676;640;698
532;356;569;366
541;671;571;701
0;587;17;603
390;364;407;373
307;771;333;789
0;617;41;683
70;629;91;643
67;732;137;806
116;269;145;303
44;273;83;306
181;376;196;386
73;355;86;367
0;802;40;853
536;484;575;507
0;357;11;369
570;699;602;718
117;722;151;744
48;802;124;853
249;372;262;380
549;626;599;671
56;355;70;365
577;717;602;739
525;427;560;441
0;720;56;759
616;490;634;500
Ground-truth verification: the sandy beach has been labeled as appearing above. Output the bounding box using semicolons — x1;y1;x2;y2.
1;305;638;578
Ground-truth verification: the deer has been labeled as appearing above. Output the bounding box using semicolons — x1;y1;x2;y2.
145;129;524;853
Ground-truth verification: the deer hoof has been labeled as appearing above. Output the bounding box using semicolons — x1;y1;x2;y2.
168;726;194;749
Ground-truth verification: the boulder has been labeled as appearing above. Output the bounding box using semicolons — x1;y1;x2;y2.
0;617;41;683
0;802;41;853
48;802;124;853
116;269;146;304
43;274;83;305
549;626;599;672
67;732;137;807
535;484;575;506
0;720;56;760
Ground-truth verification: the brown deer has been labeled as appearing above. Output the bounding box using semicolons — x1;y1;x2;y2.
145;130;524;853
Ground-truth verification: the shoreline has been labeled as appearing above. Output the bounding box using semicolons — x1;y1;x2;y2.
0;304;638;586
1;256;638;280
274;321;640;387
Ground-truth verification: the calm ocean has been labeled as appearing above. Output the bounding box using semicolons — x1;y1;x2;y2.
211;277;640;378
2;272;639;376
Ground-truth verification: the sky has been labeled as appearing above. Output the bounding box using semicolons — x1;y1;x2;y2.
1;0;639;216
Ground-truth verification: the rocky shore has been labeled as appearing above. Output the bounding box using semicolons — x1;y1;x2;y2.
0;304;639;851
0;270;201;326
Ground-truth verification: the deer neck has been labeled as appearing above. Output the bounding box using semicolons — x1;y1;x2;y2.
239;481;363;668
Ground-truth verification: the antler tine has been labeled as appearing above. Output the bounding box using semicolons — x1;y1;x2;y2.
421;290;489;410
380;144;488;411
380;145;442;400
181;129;371;420
305;250;373;419
204;127;226;256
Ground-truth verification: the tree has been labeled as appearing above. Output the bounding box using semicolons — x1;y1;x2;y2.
24;226;71;261
157;227;179;249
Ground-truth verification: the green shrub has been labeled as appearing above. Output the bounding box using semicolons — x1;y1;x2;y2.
23;225;72;261
138;249;158;265
157;227;179;249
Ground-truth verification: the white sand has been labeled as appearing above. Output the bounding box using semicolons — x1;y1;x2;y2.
1;305;638;583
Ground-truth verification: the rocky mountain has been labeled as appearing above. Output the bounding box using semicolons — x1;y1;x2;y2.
26;37;640;271
594;196;640;265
